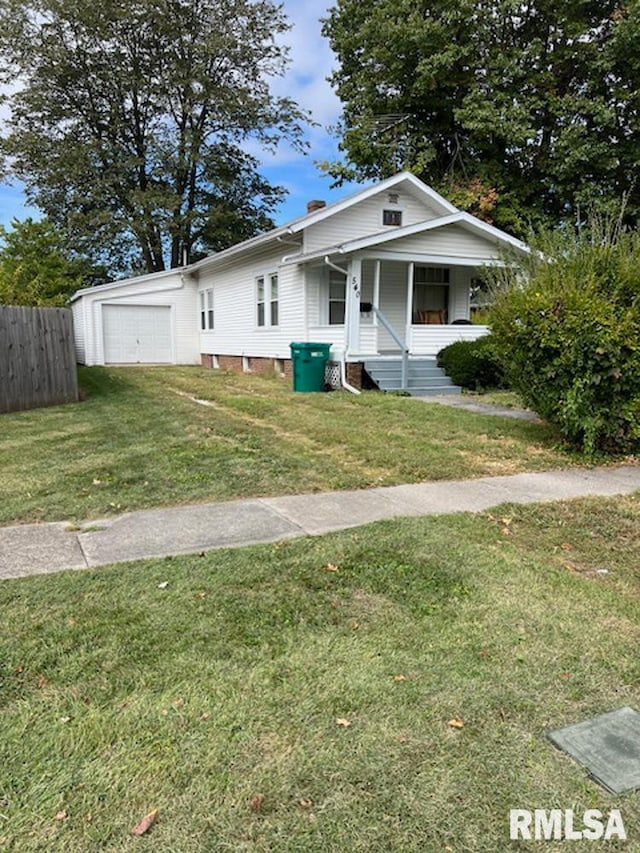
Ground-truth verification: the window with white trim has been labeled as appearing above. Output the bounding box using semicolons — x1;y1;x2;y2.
200;288;214;330
270;273;279;326
256;272;279;327
256;276;266;326
412;266;450;324
329;270;346;325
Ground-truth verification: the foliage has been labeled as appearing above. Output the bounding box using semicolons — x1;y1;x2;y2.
322;1;640;236
437;336;505;391
0;218;106;306
489;223;640;455
0;0;307;274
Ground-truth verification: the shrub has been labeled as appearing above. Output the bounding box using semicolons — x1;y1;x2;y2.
437;335;505;390
488;223;640;455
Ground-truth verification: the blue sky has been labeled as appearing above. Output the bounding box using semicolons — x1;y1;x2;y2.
0;0;367;230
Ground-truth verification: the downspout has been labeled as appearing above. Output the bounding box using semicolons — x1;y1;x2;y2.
324;255;360;395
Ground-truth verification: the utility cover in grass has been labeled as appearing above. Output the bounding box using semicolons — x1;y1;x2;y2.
548;707;640;794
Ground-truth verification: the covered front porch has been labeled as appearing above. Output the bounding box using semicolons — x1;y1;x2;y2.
304;255;489;360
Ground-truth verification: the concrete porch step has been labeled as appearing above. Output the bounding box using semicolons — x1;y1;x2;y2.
363;357;462;398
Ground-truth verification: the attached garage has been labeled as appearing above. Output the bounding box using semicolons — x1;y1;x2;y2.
103;304;173;364
71;269;200;366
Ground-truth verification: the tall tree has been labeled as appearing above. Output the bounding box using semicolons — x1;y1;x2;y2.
0;0;307;273
322;0;640;236
0;218;106;306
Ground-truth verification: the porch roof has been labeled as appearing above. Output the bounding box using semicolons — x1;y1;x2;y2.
280;211;530;267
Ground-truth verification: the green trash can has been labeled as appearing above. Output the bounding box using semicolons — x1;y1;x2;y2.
290;342;332;392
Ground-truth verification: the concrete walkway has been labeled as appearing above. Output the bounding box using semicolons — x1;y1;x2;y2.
415;394;541;421
1;464;638;581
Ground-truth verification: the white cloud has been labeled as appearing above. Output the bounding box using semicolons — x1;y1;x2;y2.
272;0;343;129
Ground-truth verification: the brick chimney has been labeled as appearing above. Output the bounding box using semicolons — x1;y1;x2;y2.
307;199;326;214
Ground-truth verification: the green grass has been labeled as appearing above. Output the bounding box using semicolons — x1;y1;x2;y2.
0;495;638;851
0;366;585;525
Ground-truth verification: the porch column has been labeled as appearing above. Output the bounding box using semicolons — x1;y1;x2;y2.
345;256;362;355
405;261;414;333
373;260;381;326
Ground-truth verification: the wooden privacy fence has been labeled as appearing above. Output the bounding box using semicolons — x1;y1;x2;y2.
0;305;78;414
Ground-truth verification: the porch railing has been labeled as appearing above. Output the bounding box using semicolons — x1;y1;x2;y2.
370;305;409;390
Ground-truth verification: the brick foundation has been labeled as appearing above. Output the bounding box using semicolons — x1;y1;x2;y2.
201;354;291;378
200;353;359;388
345;362;363;390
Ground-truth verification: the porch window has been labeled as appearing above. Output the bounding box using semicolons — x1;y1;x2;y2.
256;276;265;326
200;288;214;330
413;266;450;324
329;270;346;324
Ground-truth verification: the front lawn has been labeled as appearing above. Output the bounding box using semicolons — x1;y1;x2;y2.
0;495;638;851
0;366;583;525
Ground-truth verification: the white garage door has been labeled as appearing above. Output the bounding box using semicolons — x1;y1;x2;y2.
103;304;173;364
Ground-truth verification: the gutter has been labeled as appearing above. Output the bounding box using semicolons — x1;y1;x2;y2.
323;256;360;395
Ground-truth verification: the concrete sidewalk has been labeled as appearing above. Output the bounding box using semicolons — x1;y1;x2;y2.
1;464;639;580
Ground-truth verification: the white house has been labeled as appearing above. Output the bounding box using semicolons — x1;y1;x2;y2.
71;171;528;392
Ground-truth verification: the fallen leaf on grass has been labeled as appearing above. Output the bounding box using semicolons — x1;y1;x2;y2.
561;542;574;551
37;676;49;689
131;809;158;836
324;564;339;572
54;811;67;822
336;717;352;728
92;478;101;486
250;794;265;811
393;674;406;682
448;718;464;729
299;798;313;809
194;591;207;598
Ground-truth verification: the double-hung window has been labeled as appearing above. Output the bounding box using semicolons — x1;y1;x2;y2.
270;274;279;326
200;288;214;330
328;270;346;325
256;272;279;327
256;276;266;326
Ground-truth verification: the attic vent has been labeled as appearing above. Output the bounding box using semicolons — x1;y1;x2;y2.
387;192;400;204
307;199;326;214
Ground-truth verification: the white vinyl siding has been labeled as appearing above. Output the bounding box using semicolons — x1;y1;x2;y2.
199;246;305;359
103;304;172;364
384;224;505;259
303;190;442;253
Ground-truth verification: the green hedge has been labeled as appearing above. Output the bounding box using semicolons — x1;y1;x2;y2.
437;336;505;390
489;226;640;455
